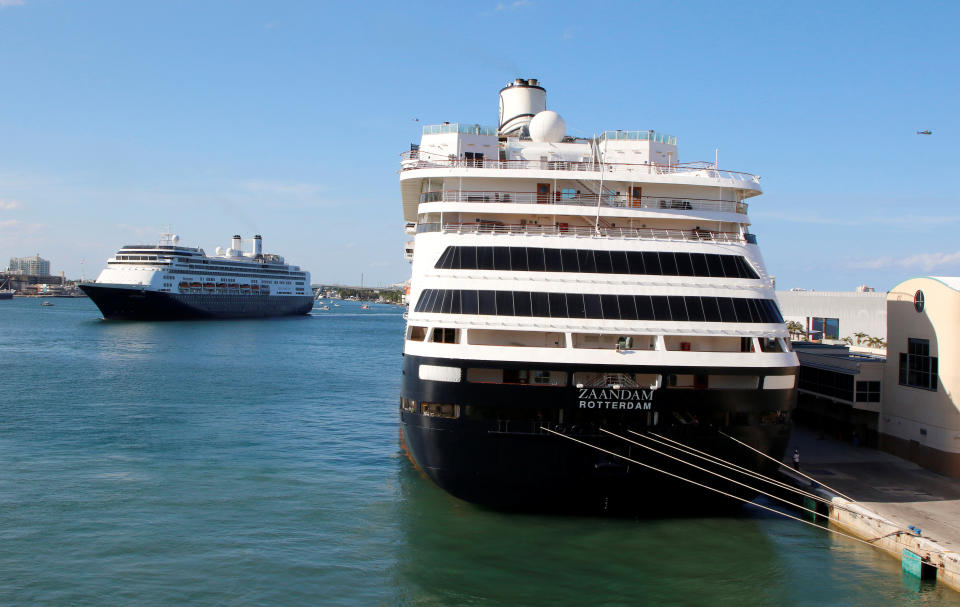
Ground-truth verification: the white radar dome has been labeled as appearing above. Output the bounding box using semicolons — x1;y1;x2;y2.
172;234;180;244
215;246;224;256
528;110;566;143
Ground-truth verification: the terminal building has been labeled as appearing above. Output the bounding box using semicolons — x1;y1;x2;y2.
790;277;960;477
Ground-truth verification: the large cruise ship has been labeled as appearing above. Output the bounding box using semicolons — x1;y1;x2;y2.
398;79;799;513
80;233;313;320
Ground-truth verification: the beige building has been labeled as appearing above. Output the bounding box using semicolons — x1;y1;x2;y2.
880;277;960;476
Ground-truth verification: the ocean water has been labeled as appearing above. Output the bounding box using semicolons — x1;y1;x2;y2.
0;297;953;606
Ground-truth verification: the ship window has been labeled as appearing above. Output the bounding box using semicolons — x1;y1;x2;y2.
561;188;577;199
686;297;706;322
544;248;563;272
626;251;645;274
717;297;736;322
431;328;459;343
594;250;613;274
477;246;494;270
667;296;688;322
600;294;619;319
759;337;783;352
611;251;629;274
675;253;694;276
513;291;532;317
577;250;597;273
691;253;709;276
641;252;661;275
461;290;479;314
478;291;495;315
529;292;547;316
720;255;739;278
493;247;510;270
560;249;579;272
415;290;783;324
421;403;460;419
705;254;724;277
510;247;528;271
635;295;654;319
583;294;602;318
400;397;417;413
660;252;679;276
618;295;638;320
651;296;670;321
527;247;545;271
495;291;515;316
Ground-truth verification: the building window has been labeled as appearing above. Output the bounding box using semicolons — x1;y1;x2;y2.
798;366;854;401
899;338;938;391
810;317;839;340
914;290;924;313
855;381;881;403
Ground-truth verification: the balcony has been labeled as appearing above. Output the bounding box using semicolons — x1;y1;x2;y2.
418;190;747;214
416;222;749;244
399;153;759;184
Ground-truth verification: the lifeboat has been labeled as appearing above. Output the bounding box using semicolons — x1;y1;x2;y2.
203;282;215;289
178;282;188;290
251;284;260;291
216;283;226;288
191;282;202;288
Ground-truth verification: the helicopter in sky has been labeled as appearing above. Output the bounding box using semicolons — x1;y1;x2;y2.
917;130;933;135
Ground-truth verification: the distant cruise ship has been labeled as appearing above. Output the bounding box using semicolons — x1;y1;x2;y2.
80;233;313;320
398;78;799;513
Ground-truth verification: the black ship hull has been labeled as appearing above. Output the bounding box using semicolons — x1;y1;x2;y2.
400;354;796;515
80;284;314;320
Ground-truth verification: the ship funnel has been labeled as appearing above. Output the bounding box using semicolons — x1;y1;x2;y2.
253;234;262;257
232;234;242;251
498;77;546;137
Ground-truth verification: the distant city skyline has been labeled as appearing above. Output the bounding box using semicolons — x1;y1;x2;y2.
1;0;957;290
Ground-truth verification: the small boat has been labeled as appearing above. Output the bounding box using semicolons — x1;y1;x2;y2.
317;305;330;311
361;304;370;309
40;301;54;306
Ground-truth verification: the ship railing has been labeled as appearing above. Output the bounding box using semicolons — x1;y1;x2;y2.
419;190;747;214
399;153;760;183
418;222;745;243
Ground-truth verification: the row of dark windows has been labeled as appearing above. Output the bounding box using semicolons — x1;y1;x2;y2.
434;246;760;279
414;289;784;324
798;366;854;401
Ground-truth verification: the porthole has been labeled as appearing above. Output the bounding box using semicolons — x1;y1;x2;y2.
914;290;924;313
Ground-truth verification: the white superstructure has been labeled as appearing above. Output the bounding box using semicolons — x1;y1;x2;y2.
400;79;796;376
93;233;309;297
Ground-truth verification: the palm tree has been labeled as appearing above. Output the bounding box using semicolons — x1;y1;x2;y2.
854;331;867;345
785;320;806;341
841;336;853;345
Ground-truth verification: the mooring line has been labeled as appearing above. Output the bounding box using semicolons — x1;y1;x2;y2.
539;427;897;553
600;428;825;520
639;431;829;505
718;430;858;502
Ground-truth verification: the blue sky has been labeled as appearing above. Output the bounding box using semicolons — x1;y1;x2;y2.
0;0;957;290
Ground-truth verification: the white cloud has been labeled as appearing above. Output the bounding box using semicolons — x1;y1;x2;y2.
0;0;24;7
848;251;960;272
0;199;21;210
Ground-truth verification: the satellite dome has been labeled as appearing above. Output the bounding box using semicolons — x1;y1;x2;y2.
528;110;566;143
172;234;180;244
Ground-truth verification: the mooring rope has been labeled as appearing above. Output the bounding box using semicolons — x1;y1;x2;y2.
640;431;830;506
599;429;825;520
718;430;858;503
540;426;886;551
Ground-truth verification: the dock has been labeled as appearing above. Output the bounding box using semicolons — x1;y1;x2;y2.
784;426;960;590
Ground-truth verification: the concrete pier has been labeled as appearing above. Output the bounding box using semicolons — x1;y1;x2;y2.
783;426;960;591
